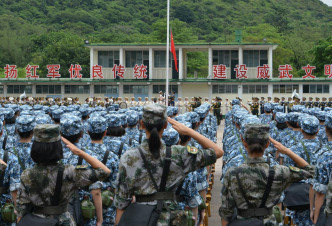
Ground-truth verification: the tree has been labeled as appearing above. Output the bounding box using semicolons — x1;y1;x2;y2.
311;36;332;76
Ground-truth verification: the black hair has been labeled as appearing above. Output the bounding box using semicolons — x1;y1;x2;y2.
326;127;332;136
179;134;191;145
245;137;269;154
302;130;317;136
288;121;299;128
61;131;82;144
276;122;288;130
122;124;128;129
31;140;63;164
143;119;167;159
53;118;60;123
17;130;33;139
107;127;125;137
4;117;16;124
88;131;105;141
82;115;89;121
191;122;198;130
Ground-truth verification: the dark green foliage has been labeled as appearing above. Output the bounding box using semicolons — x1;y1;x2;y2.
0;0;331;77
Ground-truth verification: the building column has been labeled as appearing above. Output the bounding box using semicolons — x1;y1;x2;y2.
3;85;7;97
32;84;36;97
119;48;124;66
89;84;94;98
90;48;94;78
149;48;153;79
329;84;332;97
299;84;303;99
268;47;273;78
179;48;183;80
268;84;273;97
208;83;212;101
177;82;182;98
118;83;123;97
61;85;65;99
148;83;153;98
238;47;243;65
208;47;212;79
238;84;243;99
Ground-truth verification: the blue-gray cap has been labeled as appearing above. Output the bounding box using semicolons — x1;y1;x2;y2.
107;114;122;128
118;109;128;114
189;112;200;124
60;114;83;136
287;112;301;122
194;108;206;119
173;107;178;115
264;103;272;112
79;107;90;117
240;116;261;136
275;112;287;124
88;116;107;133
127;113;139;126
52;109;64;119
273;105;284;113
167;107;174;117
325;113;332;128
43;106;50;113
16;115;35;133
3;108;15;120
33;104;43;111
162;128;179;146
119;114;127;126
291;105;300;112
35;114;53;125
317;111;327;121
50;105;59;111
20;110;31;116
232;99;240;105
300;115;319;134
107;106;115;112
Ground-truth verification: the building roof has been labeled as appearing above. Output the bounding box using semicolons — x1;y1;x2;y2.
85;42;278;47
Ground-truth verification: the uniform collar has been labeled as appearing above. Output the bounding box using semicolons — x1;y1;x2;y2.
245;157;267;164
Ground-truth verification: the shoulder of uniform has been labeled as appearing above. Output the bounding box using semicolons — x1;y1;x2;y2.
186;145;198;155
76;165;88;170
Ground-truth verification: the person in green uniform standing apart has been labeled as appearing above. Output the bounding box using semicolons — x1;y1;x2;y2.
213;97;222;125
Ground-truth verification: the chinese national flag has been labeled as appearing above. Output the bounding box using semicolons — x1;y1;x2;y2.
170;31;178;72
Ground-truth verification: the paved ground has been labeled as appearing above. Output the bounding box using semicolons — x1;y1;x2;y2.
208;121;224;226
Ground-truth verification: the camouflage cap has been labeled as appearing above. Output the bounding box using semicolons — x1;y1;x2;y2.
20;110;31;116
316;111;327;121
106;114;122;128
79;107;90;117
273;105;284;113
60;114;83;136
264;103;272;112
167;107;174;117
16;115;36;133
173;107;178;115
244;123;270;141
240;117;261;136
194;108;206;119
33;104;43;111
162;128;179;146
35;114;53;125
286;112;301;123
52;109;64;119
119;114;127;126
107;106;115;112
291;105;300;112
275;112;287;124
34;124;61;143
142;104;167;125
50;105;59;111
189;112;200;124
88;116;107;133
300;115;319;134
325;113;332;128
127;112;139;126
3;108;15;119
43;106;50;113
232;99;240;105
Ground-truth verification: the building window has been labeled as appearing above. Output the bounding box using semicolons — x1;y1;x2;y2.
94;85;119;94
124;85;148;94
273;84;299;93
98;51;119;68
36;85;61;94
7;85;32;94
212;50;238;67
153;85;178;94
212;85;238;94
126;51;149;68
243;85;268;94
243;50;267;67
303;84;329;93
64;85;90;94
154;50;178;67
0;86;3;94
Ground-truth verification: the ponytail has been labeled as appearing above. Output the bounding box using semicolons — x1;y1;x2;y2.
143;120;166;159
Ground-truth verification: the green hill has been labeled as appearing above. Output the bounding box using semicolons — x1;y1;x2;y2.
0;0;331;77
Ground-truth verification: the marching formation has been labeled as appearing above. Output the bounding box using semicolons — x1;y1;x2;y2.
0;98;221;226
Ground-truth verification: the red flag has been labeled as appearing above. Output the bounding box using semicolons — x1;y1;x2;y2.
170;31;178;72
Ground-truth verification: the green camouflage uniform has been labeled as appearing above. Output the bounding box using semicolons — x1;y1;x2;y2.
16;164;109;225
114;140;216;225
325;175;332;216
220;158;315;224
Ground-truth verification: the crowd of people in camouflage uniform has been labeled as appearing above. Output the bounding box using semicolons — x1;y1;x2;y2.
0;96;220;226
220;99;332;226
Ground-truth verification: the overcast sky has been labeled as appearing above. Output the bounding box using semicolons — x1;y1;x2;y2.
321;0;332;6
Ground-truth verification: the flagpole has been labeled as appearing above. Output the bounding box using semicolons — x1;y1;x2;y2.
165;0;170;107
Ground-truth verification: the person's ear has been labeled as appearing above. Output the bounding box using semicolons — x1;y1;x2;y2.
140;120;145;129
243;139;249;149
163;121;168;129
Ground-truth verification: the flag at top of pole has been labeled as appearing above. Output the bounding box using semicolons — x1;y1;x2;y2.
165;0;170;106
171;31;178;72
